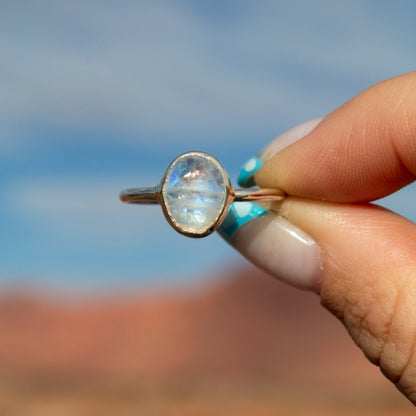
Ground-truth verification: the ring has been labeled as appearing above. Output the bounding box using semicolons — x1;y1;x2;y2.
119;151;284;238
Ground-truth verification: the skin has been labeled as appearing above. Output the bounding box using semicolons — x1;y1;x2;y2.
255;72;416;403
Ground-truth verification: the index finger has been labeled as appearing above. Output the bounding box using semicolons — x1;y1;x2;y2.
255;72;416;202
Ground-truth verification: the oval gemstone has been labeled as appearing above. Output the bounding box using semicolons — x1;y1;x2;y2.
161;152;228;236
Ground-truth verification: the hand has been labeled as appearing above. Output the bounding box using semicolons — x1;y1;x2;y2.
219;72;416;404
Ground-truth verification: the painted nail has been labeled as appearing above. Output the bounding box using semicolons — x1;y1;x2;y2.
261;118;323;160
237;156;263;188
221;118;325;292
237;118;324;188
217;202;268;242
230;214;322;292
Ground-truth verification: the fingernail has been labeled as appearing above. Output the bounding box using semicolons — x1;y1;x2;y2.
237;118;323;188
225;213;322;292
261;117;323;160
217;202;268;241
237;156;263;188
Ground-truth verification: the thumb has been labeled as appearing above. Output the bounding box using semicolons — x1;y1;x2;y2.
276;197;416;403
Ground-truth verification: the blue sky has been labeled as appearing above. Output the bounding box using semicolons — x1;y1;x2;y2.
1;0;416;290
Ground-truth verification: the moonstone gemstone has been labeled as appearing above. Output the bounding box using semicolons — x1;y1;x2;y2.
162;153;228;236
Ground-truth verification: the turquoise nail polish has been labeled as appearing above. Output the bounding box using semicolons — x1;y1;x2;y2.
218;202;268;241
237;156;263;188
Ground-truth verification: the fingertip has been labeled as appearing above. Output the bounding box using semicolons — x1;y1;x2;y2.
257;74;416;202
238;119;324;189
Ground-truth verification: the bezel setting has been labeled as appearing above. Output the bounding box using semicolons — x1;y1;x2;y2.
158;151;234;238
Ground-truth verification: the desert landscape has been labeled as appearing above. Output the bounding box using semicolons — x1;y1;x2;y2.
0;265;413;415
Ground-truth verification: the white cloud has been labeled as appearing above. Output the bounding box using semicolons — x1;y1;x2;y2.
2;0;415;150
4;173;232;284
2;0;416;288
7;175;167;244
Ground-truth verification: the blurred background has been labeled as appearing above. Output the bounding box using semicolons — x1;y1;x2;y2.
1;0;416;414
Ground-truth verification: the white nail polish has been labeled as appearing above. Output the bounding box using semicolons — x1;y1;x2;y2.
262;118;323;159
231;215;322;292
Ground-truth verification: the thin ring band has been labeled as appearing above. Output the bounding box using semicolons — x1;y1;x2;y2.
119;187;159;204
119;150;284;238
119;187;284;204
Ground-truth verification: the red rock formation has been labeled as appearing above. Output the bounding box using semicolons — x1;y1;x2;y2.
0;266;379;387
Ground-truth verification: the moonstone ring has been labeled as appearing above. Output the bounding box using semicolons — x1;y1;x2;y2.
119;151;284;238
